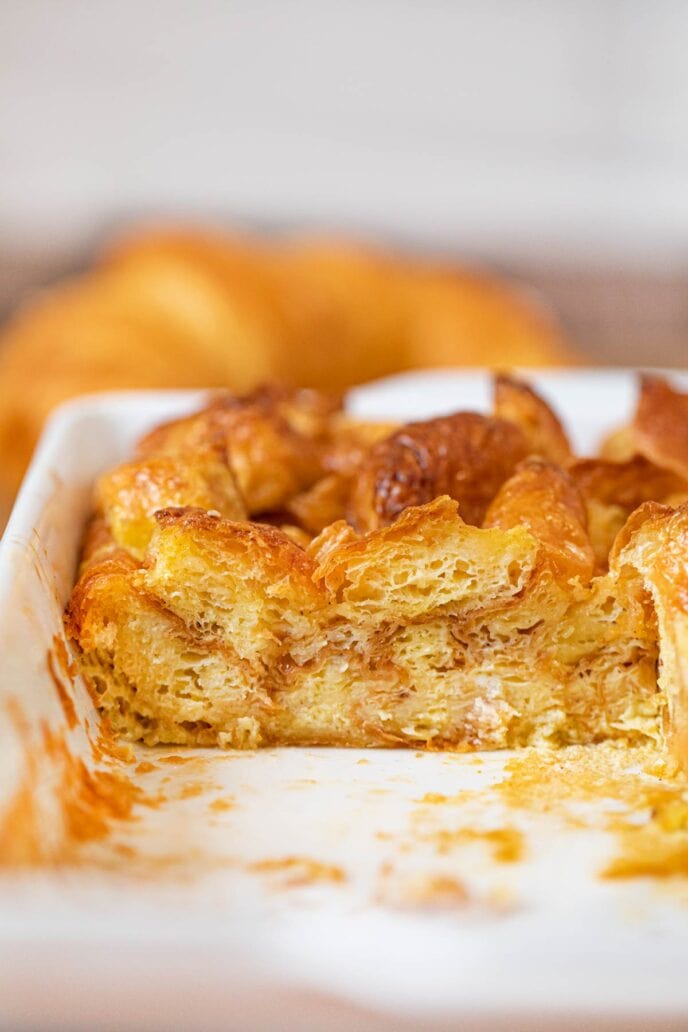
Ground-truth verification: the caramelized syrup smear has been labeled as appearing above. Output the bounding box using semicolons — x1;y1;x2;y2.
0;689;163;867
497;743;688;880
429;826;524;863
208;797;235;813
249;856;347;887
46;649;77;730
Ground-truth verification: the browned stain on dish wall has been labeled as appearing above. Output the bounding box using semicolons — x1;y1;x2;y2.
41;726;152;844
88;718;136;765
46;648;77;730
0;769;44;865
0;698;47;865
52;633;77;682
0;692;163;867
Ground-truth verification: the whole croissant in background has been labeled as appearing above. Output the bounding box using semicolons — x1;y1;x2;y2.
0;226;572;521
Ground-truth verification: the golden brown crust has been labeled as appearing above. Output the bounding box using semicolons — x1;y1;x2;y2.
569;455;688;510
65;550;143;647
602;375;688;481
348;413;530;532
312;495;541;624
632;375;688;479
607;500;673;567
483;458;595;585
321;416;399;477
612;502;688;772
286;474;352;534
151;505;321;587
137;386;336;515
493;374;572;465
568;455;688;571
305;519;359;566
96;445;246;559
79;515;118;571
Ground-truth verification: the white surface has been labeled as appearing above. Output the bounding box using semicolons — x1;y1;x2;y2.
2;370;688;1032
3;2;688;266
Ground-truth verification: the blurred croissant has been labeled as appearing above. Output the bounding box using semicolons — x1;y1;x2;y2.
0;227;572;519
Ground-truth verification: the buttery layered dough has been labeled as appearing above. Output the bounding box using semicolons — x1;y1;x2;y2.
65;376;688;769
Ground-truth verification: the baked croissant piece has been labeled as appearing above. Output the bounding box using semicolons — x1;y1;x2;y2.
65;374;688;771
0;227;571;522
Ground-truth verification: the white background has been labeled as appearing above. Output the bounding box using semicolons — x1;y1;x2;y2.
2;1;688;361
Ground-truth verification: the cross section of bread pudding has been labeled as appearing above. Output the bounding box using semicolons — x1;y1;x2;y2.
65;377;688;769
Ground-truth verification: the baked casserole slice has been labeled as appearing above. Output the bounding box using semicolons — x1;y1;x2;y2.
65;376;688;769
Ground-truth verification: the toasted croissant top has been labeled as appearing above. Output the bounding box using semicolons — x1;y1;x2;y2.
484;457;595;584
90;372;688;579
602;376;688;476
349;413;531;532
493;373;572;465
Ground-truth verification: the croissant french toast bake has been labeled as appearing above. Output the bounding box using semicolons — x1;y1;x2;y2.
0;227;571;523
65;374;688;770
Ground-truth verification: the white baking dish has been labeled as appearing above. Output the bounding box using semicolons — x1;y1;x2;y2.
2;369;688;1032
